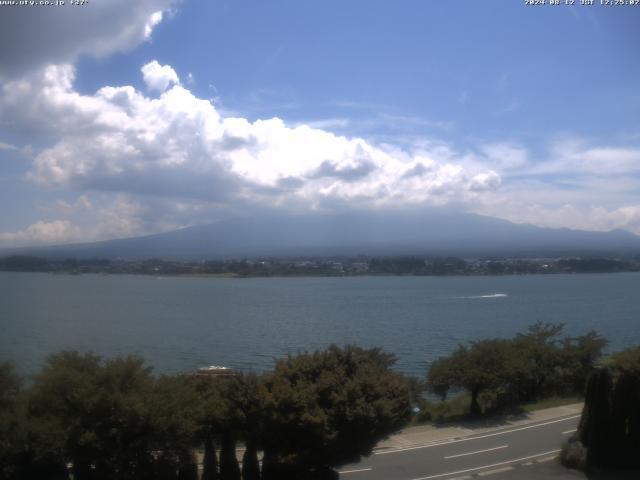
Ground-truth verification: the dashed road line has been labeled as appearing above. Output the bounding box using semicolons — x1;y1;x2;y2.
375;415;579;456
410;449;560;480
477;466;513;476
535;455;557;463
444;445;508;459
339;467;372;474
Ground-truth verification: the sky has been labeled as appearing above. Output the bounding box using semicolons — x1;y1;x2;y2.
0;0;639;247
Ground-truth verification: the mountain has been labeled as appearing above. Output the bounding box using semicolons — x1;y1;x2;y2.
3;210;640;259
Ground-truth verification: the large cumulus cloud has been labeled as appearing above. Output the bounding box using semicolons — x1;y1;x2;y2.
3;58;640;246
0;61;501;215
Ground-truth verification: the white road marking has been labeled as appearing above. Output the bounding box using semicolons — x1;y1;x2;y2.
375;415;579;455
339;467;372;474
477;466;513;476
410;449;560;480
562;429;577;435
444;445;508;459
536;455;557;463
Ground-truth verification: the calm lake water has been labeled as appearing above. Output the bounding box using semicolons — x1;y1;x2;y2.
1;271;639;377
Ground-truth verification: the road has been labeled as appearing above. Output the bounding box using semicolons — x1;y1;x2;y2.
339;413;580;480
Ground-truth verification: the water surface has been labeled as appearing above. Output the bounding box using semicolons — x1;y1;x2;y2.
1;272;639;377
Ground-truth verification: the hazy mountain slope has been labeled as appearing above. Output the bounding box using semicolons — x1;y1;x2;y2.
4;211;640;259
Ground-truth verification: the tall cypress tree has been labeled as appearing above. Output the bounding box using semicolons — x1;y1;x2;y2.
611;372;633;465
579;368;612;467
241;441;260;480
201;433;219;480
219;431;241;480
177;452;199;480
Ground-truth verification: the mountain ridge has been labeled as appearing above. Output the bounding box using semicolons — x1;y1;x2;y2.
2;211;640;260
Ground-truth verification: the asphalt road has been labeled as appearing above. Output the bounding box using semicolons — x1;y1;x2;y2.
339;414;580;480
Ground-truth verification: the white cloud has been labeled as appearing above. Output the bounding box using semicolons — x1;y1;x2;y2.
0;193;162;247
0;0;175;81
0;220;81;246
533;140;640;176
469;171;501;192
144;11;164;39
480;143;528;171
2;61;639;243
0;141;18;151
0;63;500;221
141;60;180;92
484;203;640;235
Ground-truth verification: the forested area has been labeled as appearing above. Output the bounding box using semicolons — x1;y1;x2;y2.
426;322;607;416
1;325;638;479
0;346;411;480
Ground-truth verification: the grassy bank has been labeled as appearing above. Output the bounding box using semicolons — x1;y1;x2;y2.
410;394;582;426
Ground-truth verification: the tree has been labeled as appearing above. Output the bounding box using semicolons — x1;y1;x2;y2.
26;351;161;479
220;374;265;480
177;453;198;480
608;346;640;468
579;368;613;466
513;322;565;401
608;345;640;374
201;433;219;480
0;361;68;480
0;362;29;480
571;345;640;470
560;331;607;395
427;339;518;415
191;376;222;480
261;345;411;478
147;375;203;479
219;431;241;480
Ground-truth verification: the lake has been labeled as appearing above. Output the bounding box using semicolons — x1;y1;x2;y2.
1;271;639;377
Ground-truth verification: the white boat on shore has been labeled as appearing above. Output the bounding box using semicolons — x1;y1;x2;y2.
195;365;235;377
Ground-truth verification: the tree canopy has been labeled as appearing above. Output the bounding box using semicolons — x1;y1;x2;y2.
260;345;411;477
427;323;607;415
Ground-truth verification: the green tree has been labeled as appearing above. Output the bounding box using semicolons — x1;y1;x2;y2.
201;433;219;480
219;431;241;480
579;368;613;467
147;375;203;479
513;322;565;401
261;345;411;478
560;331;607;395
221;374;265;480
0;362;30;480
608;345;640;374
427;339;517;415
608;346;640;468
27;351;162;479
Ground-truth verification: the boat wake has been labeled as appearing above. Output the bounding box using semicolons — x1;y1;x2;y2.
465;293;508;299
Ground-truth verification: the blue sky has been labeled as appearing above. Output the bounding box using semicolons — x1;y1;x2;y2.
0;0;639;246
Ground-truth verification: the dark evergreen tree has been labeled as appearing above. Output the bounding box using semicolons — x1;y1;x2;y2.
201;433;219;480
177;452;199;480
153;454;178;480
579;368;612;466
241;441;260;480
219;431;241;480
609;346;640;468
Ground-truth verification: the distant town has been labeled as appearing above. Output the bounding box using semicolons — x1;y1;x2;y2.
1;255;639;277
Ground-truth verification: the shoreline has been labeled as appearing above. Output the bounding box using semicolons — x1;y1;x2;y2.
1;269;639;279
